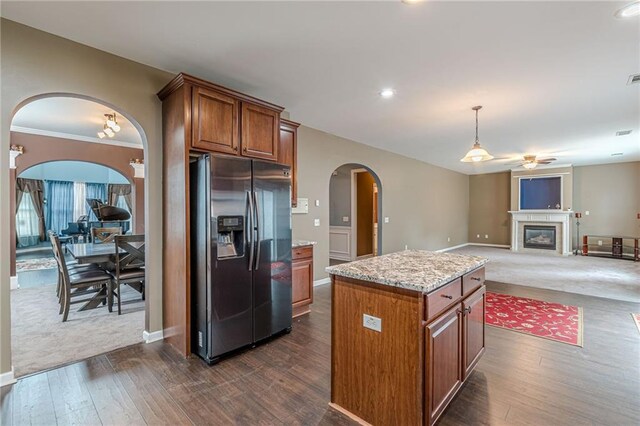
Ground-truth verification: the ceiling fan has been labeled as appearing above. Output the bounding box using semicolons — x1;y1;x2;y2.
510;155;557;170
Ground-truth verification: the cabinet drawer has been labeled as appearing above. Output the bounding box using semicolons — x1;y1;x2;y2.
292;245;313;260
425;278;462;322
462;267;485;296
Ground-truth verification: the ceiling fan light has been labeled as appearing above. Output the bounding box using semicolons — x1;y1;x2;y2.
461;143;494;162
104;126;115;137
97;131;105;139
522;162;537;169
111;123;121;132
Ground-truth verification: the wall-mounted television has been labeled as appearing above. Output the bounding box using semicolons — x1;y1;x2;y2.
519;176;562;210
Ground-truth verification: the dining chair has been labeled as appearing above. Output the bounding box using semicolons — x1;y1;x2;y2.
48;231;100;304
91;226;122;244
50;233;114;322
110;234;145;315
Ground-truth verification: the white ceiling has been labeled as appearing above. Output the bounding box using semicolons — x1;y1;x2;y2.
11;97;143;147
2;1;639;174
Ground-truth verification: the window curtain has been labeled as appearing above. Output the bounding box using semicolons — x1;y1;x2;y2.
107;184;132;211
86;183;107;221
16;178;46;246
45;180;75;234
73;182;86;221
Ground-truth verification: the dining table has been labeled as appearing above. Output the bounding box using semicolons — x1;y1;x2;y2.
66;242;122;311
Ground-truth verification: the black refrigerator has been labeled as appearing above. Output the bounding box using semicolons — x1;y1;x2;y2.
190;154;292;364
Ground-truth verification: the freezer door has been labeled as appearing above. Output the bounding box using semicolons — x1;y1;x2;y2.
252;160;293;342
207;155;254;359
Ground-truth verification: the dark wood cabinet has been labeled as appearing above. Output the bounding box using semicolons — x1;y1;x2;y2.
426;305;462;424
278;119;299;207
292;244;313;317
462;286;485;379
191;86;239;154
241;102;279;161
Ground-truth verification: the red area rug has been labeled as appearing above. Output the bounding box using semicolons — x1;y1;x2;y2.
486;292;583;347
632;313;640;334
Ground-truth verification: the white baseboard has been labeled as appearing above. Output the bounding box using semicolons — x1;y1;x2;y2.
0;367;16;387
10;276;19;290
468;243;511;248
314;277;331;287
142;330;164;344
437;243;469;253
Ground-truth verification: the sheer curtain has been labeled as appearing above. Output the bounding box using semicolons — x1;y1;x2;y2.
16;194;40;247
45;180;75;234
73;182;86;221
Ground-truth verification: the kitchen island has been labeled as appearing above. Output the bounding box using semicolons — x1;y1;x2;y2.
326;250;488;426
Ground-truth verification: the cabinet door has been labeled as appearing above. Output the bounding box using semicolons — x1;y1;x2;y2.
425;304;462;425
279;120;298;207
462;286;485;380
241;102;279;161
292;258;313;306
191;86;239;154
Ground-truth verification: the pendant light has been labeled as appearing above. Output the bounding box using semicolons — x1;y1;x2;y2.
461;105;494;162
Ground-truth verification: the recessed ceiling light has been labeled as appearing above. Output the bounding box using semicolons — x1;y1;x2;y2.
616;130;632;136
611;152;624;156
379;88;396;99
627;73;640;85
615;1;640;18
401;0;424;4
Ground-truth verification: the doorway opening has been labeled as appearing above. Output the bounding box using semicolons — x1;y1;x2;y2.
9;95;147;378
329;164;382;266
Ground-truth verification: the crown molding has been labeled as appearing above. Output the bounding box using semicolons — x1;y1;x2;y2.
10;126;143;150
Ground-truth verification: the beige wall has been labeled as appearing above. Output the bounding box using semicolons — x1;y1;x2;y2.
573;162;640;240
468;172;511;246
292;126;470;281
0;19;173;375
511;166;574;211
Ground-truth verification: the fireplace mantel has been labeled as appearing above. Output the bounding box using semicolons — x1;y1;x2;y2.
508;210;573;255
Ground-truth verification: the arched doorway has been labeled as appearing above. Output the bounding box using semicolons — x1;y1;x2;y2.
329;163;382;265
8;95;148;377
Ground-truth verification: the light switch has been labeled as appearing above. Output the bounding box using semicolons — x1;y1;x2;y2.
342;216;349;222
314;218;320;227
485;234;489;239
315;199;320;207
363;314;382;332
384;217;390;223
585;211;590;215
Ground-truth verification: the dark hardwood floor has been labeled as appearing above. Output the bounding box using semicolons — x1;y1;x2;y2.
2;281;639;425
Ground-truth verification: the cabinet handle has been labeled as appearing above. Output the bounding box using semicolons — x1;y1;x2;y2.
467;306;472;315
440;294;453;299
471;277;481;281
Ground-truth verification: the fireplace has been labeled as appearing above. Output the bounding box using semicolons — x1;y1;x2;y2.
523;225;556;250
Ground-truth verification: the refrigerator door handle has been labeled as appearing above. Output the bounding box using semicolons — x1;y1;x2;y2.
247;190;254;271
253;191;261;271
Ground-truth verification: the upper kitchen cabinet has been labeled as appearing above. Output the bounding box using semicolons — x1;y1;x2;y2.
192;86;239;154
278;119;300;207
241;102;280;161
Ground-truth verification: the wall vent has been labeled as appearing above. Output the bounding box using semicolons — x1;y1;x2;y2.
616;130;632;136
627;74;640;85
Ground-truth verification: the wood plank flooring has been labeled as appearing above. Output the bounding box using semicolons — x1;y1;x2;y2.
1;281;639;425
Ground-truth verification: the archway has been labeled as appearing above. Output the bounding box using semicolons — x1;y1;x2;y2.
8;95;149;377
329;163;383;265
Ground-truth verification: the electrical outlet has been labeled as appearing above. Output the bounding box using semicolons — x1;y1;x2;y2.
405;245;408;250
342;216;349;222
485;234;489;239
585;211;590;215
314;218;320;227
315;199;320;207
598;240;603;246
384;217;389;223
363;314;382;332
447;237;451;242
477;234;480;238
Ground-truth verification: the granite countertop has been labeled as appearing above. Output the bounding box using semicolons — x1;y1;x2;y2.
292;240;317;248
326;250;488;293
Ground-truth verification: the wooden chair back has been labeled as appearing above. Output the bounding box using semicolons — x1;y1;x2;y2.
114;234;145;274
91;227;122;244
49;231;71;285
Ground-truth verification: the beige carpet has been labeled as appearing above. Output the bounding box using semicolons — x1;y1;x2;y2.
10;284;144;377
452;246;640;303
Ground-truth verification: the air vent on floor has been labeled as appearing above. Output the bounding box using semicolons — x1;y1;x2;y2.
628;74;640;85
616;130;632;136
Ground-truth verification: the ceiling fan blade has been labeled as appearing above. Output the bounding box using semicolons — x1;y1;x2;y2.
537;158;557;162
506;161;524;166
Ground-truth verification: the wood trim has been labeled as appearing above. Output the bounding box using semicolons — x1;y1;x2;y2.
157;73;284;112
